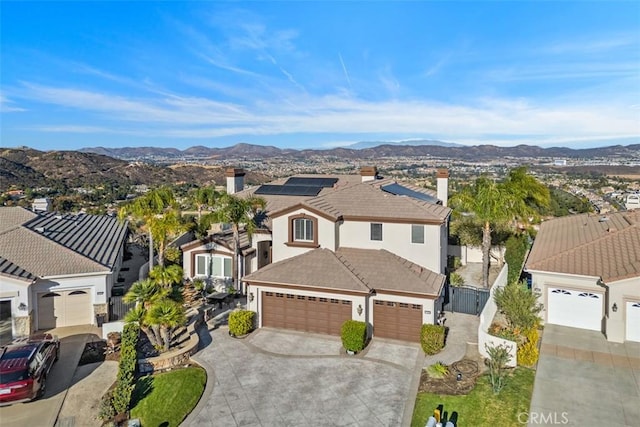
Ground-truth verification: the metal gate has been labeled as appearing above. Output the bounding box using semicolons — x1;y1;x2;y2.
109;296;135;321
443;285;490;315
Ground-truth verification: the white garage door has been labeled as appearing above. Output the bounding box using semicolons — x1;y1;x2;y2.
626;301;640;342
38;290;92;329
547;288;602;331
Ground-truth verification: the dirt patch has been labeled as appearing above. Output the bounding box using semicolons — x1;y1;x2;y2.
419;359;481;395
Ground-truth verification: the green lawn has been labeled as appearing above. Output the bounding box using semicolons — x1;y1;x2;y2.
130;366;207;427
411;368;535;427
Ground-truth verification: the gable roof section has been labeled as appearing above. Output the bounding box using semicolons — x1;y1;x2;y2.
181;228;253;255
0;208;128;279
525;211;640;282
244;247;445;297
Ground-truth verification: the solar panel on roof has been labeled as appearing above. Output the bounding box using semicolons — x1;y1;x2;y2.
255;185;322;197
285;177;338;187
381;183;440;204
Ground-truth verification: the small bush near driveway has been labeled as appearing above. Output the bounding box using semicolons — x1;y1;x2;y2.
228;309;255;336
340;320;367;352
421;324;445;355
411;368;535;427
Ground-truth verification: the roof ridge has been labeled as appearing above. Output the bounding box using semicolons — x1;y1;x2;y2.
332;249;373;290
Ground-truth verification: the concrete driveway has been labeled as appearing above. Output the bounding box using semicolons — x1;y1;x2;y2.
0;326;98;427
186;326;424;427
529;325;640;426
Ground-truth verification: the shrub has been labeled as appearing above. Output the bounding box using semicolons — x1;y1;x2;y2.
228;310;255;336
517;328;540;367
426;362;449;379
505;234;529;284
164;246;182;265
488;322;521;343
494;280;542;331
340;320;367;352
485;343;513;394
110;322;139;416
420;324;445;355
449;272;464;287
97;391;116;422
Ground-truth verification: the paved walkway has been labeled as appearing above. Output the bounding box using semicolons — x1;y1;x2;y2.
424;312;480;367
186;322;424;427
529;325;640;427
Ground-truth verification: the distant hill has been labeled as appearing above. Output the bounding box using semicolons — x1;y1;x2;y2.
78;142;640;161
347;139;463;149
0;148;269;191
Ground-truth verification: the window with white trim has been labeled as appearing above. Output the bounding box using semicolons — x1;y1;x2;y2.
411;224;425;244
195;254;232;278
370;223;383;241
293;218;314;242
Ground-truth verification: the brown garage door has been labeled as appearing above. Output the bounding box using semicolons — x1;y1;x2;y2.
262;291;352;335
373;300;423;342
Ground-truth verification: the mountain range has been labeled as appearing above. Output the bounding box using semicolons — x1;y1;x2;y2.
78;142;640;161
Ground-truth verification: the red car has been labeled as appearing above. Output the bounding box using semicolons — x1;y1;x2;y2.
0;333;59;405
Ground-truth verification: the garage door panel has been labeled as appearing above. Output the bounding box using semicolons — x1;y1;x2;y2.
373;300;422;342
626;302;640;342
261;291;351;336
547;288;602;331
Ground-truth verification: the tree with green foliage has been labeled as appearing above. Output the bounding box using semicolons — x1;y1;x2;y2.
494;281;542;332
211;194;266;292
485;343;513;394
145;299;187;352
148;264;183;289
190;186;219;220
450;168;549;288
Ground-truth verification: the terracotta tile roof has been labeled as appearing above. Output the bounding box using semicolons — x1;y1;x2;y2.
297;179;450;223
244;247;445;296
525;211;640;282
0;208;128;279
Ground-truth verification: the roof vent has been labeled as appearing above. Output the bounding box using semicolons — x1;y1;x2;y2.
598;216;609;222
35;226;45;233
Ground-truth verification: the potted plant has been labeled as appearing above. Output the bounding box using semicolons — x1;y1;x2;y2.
340;320;367;355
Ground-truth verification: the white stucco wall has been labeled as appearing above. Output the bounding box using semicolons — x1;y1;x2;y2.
338;220;445;273
271;209;337;262
182;241;234;280
605;276;640;343
0;276;32;338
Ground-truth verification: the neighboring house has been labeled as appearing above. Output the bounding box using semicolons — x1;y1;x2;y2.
0;207;128;341
525;211;640;343
184;166;451;342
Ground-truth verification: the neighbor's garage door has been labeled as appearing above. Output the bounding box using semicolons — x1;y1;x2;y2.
38;290;91;329
626;301;640;342
373;300;422;342
547;288;602;331
261;291;352;335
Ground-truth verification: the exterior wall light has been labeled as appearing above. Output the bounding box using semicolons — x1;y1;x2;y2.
18;302;27;311
612;303;618;312
248;293;254;302
357;304;363;316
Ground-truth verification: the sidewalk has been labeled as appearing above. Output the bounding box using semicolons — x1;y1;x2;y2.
424;312;480;367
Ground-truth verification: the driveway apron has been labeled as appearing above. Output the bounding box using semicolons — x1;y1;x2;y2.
187;326;422;427
529;325;640;427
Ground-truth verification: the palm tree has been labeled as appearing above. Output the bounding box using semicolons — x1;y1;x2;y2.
149;264;183;289
118;188;180;269
450;169;549;288
213;194;266;292
191;186;219;221
146;299;186;352
123;278;167;309
124;305;162;349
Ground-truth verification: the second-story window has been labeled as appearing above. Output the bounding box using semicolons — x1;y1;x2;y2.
294;218;314;242
370;223;383;241
411;224;425;244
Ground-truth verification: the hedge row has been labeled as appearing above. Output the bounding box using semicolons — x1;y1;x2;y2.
505;234;529;285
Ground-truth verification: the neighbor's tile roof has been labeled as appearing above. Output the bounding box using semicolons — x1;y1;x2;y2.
0;207;128;279
525;210;640;282
244;247;445;297
0;207;36;234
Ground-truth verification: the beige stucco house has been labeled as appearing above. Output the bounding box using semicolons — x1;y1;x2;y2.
183;166;452;342
525;210;640;343
0;207;128;342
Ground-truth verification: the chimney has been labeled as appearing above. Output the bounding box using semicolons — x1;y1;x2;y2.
360;166;378;182
436;168;449;206
226;168;245;194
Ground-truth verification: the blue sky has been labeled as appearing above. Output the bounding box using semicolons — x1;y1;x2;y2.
1;1;639;151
